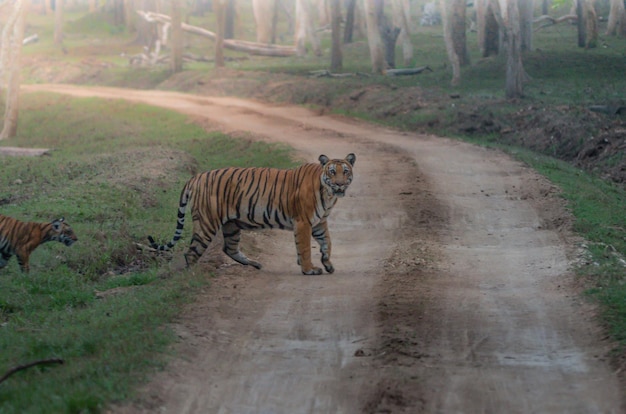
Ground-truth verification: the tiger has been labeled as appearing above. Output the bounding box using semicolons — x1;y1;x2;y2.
0;215;78;273
148;153;356;275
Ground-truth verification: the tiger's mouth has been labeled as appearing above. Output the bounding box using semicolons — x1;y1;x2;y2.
63;238;76;247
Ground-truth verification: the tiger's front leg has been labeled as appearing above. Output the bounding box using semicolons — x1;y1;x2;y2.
15;251;30;273
0;253;11;270
294;220;322;275
312;221;334;273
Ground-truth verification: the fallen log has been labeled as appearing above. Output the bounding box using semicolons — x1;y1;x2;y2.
309;70;370;78
0;147;52;157
589;105;626;115
384;66;433;76
534;14;577;31
23;33;38;45
137;11;297;57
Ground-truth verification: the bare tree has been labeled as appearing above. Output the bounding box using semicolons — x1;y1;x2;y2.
606;0;626;36
391;0;413;67
170;0;184;72
500;0;526;98
253;0;276;43
363;0;385;74
214;0;226;67
476;0;500;57
575;0;598;47
124;0;136;33
295;0;321;56
343;0;356;43
0;0;27;140
583;0;598;47
134;0;160;48
54;0;64;45
518;0;533;51
330;0;342;71
224;0;237;39
485;0;527;98
441;0;470;86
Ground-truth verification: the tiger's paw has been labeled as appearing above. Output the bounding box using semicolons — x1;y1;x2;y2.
323;263;335;274
302;267;323;275
249;260;262;270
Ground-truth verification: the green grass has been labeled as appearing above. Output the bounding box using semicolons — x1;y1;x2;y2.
7;4;626;408
0;93;296;413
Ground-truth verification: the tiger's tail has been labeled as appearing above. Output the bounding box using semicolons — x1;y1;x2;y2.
148;183;192;251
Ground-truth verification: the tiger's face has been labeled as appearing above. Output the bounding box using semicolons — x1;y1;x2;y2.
319;153;356;198
50;218;78;247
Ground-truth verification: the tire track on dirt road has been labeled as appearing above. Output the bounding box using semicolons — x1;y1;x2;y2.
23;84;625;413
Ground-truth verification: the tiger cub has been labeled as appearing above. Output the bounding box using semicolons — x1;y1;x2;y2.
148;153;356;275
0;215;78;273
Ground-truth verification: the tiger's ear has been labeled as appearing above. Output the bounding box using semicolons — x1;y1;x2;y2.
346;153;356;166
52;219;63;231
319;155;330;166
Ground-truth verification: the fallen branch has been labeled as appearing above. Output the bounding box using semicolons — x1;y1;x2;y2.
384;66;433;76
589;105;626;115
0;359;64;384
0;147;52;157
128;52;247;67
309;70;370;78
23;33;38;45
137;11;297;57
533;14;577;31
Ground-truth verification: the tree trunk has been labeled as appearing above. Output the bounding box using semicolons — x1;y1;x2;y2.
392;0;413;66
214;0;226;67
170;0;183;73
441;0;469;85
54;0;64;45
224;0;236;39
363;0;385;74
380;16;400;69
518;0;533;51
110;0;125;27
317;0;330;27
0;0;27;140
134;0;160;47
295;0;321;57
606;0;626;36
583;0;598;48
330;0;342;71
504;0;525;99
343;0;356;43
576;0;586;47
476;0;500;57
124;0;136;33
253;0;275;43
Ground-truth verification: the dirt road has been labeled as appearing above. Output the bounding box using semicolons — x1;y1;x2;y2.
24;84;624;413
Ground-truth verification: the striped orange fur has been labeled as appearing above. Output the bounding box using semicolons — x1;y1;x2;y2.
148;153;356;275
0;215;78;273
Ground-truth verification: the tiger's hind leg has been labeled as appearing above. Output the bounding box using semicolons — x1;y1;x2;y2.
184;219;218;267
222;221;262;269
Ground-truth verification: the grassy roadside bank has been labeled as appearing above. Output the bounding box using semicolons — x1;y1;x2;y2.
4;5;625;410
0;93;296;413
